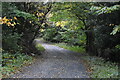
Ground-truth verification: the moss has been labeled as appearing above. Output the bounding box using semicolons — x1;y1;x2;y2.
35;44;45;51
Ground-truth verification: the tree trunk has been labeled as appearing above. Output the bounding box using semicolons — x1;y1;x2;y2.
85;30;96;56
81;19;96;56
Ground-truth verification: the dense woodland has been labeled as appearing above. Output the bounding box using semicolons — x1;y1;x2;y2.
1;2;120;77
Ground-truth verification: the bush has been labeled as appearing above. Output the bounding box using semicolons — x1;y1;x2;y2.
43;28;57;41
2;32;34;77
82;56;118;78
42;27;86;46
2;33;22;53
2;52;33;77
94;25;120;62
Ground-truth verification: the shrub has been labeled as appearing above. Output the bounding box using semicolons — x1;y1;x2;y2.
2;33;22;53
83;56;118;78
43;28;57;41
2;52;33;77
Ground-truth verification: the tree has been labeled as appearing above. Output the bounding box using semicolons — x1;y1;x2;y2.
45;2;120;62
2;2;52;54
49;2;96;55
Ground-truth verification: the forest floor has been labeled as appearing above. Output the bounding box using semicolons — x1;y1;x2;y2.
10;39;89;78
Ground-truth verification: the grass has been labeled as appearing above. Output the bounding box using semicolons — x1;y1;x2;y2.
55;43;85;54
82;56;118;78
35;44;45;51
2;52;33;78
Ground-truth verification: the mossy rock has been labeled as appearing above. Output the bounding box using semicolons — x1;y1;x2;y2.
35;44;45;52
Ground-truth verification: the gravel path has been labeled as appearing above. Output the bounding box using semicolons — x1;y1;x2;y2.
11;39;89;78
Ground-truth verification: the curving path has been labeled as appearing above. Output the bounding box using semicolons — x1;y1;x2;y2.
11;39;89;78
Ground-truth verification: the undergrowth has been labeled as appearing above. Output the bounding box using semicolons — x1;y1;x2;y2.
2;52;33;78
82;56;118;78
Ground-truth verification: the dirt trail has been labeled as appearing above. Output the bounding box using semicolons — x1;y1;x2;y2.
11;39;89;78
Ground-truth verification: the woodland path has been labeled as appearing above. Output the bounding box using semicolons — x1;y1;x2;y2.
11;39;89;78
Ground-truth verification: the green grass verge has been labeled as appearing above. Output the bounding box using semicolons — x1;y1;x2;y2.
2;53;33;78
35;44;45;51
55;43;85;53
82;56;118;78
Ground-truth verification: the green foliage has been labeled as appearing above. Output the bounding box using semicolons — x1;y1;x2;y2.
2;2;17;17
50;2;86;30
2;2;120;78
42;2;120;62
2;2;52;54
111;25;120;35
55;43;85;54
90;4;120;15
14;10;34;19
2;52;33;77
89;3;120;61
83;56;118;78
60;30;86;45
115;44;120;49
43;26;86;46
43;28;58;41
35;44;45;51
2;33;22;53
